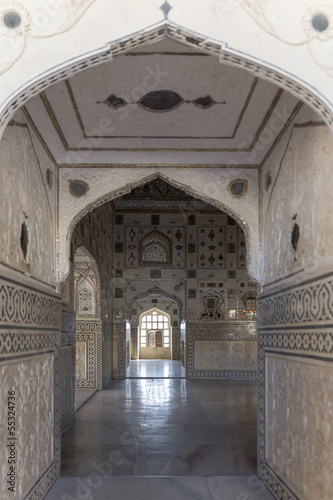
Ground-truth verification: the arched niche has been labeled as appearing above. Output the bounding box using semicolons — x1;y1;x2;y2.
74;244;101;318
140;230;172;266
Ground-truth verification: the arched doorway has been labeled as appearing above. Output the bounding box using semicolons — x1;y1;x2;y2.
1;5;333;499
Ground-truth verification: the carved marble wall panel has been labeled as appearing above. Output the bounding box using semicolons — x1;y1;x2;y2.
265;353;333;500
261;106;333;285
194;340;257;372
0;353;54;500
257;269;333;500
0;111;57;286
187;322;257;378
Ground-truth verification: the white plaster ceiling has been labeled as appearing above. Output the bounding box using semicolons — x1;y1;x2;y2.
24;38;300;167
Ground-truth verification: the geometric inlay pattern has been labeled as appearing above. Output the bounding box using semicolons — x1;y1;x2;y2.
257;275;333;326
0;278;61;328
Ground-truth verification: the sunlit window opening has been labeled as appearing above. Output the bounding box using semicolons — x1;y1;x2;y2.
140;308;170;348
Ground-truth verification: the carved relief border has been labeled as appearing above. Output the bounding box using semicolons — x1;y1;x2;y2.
75;331;95;388
257;273;333;326
0;276;61;328
187;321;257;338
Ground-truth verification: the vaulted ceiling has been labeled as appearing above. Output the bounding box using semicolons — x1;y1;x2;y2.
23;38;301;168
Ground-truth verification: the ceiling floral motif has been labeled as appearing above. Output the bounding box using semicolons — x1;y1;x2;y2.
217;0;333;77
0;0;96;76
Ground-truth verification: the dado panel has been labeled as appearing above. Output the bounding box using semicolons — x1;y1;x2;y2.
0;269;61;500
257;271;333;500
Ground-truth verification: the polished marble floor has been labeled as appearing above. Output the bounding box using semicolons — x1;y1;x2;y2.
128;359;185;378
76;389;97;410
46;378;274;499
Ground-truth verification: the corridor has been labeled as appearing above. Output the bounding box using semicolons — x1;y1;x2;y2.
46;375;274;499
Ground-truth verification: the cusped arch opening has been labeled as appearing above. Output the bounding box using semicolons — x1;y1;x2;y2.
63;172;255;283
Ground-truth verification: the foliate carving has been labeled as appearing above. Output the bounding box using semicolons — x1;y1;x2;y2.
0;353;54;500
0;1;96;77
233;1;333;77
266;354;333;499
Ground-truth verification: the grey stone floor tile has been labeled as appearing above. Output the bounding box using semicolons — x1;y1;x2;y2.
207;476;275;500
94;476;214;500
45;477;96;500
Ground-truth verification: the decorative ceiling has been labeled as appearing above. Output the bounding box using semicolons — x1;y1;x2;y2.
23;38;301;167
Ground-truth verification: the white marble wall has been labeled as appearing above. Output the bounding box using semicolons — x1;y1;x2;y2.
0;353;54;500
194;340;256;372
261;106;333;285
266;353;333;500
0;110;57;286
258;107;333;499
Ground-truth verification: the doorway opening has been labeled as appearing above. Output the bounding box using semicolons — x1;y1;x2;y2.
128;305;185;378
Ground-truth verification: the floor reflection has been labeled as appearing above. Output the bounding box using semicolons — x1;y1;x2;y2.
128;359;185;378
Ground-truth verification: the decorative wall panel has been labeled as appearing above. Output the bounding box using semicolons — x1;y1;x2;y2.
0;353;54;500
265;353;333;500
194;340;257;372
75;320;102;389
257;271;333;500
0;271;61;500
198;227;226;269
187;322;257;378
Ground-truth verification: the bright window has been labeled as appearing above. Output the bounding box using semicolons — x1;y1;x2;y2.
140;308;171;348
